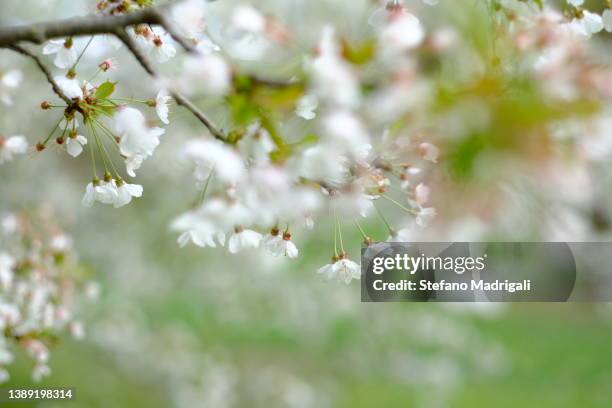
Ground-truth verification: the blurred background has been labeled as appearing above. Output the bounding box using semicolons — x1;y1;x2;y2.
2;0;612;407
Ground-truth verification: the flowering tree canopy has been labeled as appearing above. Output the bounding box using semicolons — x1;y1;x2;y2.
2;0;612;383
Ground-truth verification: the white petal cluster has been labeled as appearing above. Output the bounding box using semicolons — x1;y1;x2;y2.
262;231;299;259
115;107;164;177
228;228;263;253
182;54;232;96
379;12;425;57
82;180;143;208
317;258;361;284
181;139;245;184
309;27;360;109
171;0;209;40
129;28;177;64
66;133;88;158
0;212;92;383
55;76;84;100
569;10;603;37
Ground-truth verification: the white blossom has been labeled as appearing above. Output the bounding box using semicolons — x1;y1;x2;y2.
66;134;87;157
231;5;266;34
317;262;336;280
227;229;262;253
82;179;142;208
419;142;439;163
81;182;98;207
151;35;177;63
115;107;164;176
55;76;83;100
415;183;430;206
310;27;360;108
42;39;77;69
114;181;144;208
172;0;208;39
182;54;231;96
182;139;245;184
172;210;226;248
334;258;361;284
569;10;603;37
155;89;171;125
379;12;425;55
264;232;299;259
317;258;361;284
297;145;350;186
323;111;371;160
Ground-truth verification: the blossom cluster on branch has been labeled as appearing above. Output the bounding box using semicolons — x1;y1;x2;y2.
2;0;612;281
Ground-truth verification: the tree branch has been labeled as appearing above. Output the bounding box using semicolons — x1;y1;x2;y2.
115;29;226;141
0;6;172;47
0;4;226;140
6;44;72;105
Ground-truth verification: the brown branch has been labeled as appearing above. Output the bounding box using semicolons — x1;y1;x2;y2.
0;6;172;48
6;44;72;105
0;4;227;140
154;12;198;53
115;29;226;141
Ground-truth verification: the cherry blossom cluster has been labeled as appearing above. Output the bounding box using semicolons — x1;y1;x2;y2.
3;0;612;283
0;208;97;383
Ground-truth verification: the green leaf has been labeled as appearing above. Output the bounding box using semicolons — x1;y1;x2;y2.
95;81;116;99
252;84;304;110
290;134;319;148
228;94;260;126
341;39;376;66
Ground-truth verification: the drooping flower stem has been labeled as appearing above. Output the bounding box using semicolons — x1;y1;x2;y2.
381;194;418;216
374;203;394;236
337;217;345;254
42;117;63;145
70;35;94;72
91;118;120;152
354;220;368;240
199;169;215;205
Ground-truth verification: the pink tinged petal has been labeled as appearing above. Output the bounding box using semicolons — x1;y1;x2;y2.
415;183;430;206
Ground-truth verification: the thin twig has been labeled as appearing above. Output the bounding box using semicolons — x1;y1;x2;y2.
154;13;197;53
115;29;226;141
6;44;72;104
